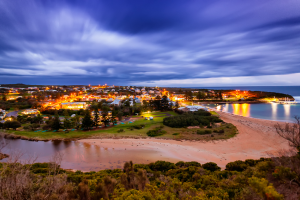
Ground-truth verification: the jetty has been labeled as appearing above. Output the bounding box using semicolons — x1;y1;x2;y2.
277;97;297;104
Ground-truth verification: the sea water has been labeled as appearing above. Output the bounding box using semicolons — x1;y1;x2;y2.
206;103;300;122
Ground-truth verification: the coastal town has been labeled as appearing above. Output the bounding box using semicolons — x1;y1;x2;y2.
0;83;295;142
0;84;294;123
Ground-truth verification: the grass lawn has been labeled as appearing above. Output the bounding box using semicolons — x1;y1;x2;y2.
210;111;219;116
4;111;238;141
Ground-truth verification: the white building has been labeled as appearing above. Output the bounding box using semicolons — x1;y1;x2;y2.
111;99;121;106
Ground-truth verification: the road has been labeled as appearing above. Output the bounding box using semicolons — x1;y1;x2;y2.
6;111;19;118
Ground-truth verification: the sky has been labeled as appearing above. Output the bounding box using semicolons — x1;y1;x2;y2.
0;0;300;86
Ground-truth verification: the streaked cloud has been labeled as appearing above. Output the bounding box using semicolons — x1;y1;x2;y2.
0;0;299;85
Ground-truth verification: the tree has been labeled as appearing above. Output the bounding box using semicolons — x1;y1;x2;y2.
32;114;43;124
51;112;61;130
1;95;6;101
218;91;223;100
175;101;179;109
82;110;93;130
93;108;100;127
196;92;205;100
275;116;300;155
71;115;81;129
63;109;69;117
117;111;123;121
184;91;193;100
64;118;72;129
161;95;170;111
4;121;21;130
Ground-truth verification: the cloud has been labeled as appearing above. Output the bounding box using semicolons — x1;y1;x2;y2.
0;0;299;85
130;73;300;87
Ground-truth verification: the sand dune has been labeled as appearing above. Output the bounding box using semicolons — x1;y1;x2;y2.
80;111;291;168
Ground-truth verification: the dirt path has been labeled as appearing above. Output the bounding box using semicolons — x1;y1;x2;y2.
80;112;291;168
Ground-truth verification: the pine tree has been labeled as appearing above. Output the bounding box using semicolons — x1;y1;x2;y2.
93;109;100;127
51;112;60;130
63;109;69;117
64;118;72;129
82;110;93;130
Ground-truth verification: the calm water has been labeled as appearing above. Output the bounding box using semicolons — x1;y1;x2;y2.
191;86;300;96
205;103;300;122
0;137;177;171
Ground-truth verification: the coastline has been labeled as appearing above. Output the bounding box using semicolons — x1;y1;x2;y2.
0;111;291;171
78;111;291;169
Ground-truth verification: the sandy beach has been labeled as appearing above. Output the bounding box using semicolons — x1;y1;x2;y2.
79;111;291;169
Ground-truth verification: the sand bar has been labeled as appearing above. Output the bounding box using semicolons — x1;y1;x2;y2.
80;111;291;169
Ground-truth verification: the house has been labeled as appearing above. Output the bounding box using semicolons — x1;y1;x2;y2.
61;102;87;110
111;99;121;106
22;109;40;115
178;106;208;112
0;109;6;119
107;98;114;102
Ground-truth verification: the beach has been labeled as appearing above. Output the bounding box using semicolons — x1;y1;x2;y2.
80;111;291;169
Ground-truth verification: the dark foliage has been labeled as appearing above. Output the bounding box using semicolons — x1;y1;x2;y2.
163;110;223;128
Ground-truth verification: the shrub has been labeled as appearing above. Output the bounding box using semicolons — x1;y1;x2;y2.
163;110;223;128
197;130;205;135
42;124;51;130
175;161;185;167
132;124;145;129
146;126;166;137
218;129;225;134
117;129;124;133
226;160;248;172
172;133;180;135
202;162;221;172
248;177;283;200
149;161;176;172
4;121;22;130
23;125;31;130
245;159;257;167
197;130;212;135
184;161;201;167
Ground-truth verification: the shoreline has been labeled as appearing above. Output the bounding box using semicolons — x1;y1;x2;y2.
1;107;294;142
1;111;291;171
78;111;291;169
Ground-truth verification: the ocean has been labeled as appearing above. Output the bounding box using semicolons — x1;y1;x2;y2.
190;86;300;98
205;103;300;122
193;86;300;122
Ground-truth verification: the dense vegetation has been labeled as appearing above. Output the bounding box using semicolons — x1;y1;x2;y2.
163;110;223;128
146;125;166;137
2;155;300;199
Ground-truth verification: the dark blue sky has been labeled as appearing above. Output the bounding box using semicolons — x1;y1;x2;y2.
0;0;300;86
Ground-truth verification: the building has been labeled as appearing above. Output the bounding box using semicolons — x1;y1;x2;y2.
22;109;40;115
178;106;208;112
61;102;87;110
111;99;121;106
0;109;6;119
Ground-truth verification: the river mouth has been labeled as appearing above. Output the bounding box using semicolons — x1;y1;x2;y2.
0;138;179;171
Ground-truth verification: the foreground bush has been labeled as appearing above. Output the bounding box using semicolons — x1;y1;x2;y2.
0;157;296;199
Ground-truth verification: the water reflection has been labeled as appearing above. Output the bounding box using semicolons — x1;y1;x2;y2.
1;138;178;171
231;104;250;117
271;103;277;120
206;103;300;122
283;104;290;118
